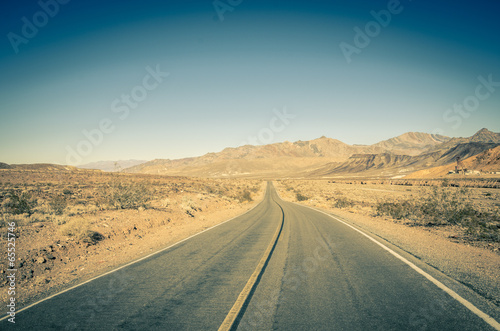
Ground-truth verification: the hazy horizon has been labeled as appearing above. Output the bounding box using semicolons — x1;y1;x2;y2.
1;0;499;165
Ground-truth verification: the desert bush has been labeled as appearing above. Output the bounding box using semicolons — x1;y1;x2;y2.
49;195;67;215
375;201;413;220
180;196;200;217
247;182;261;193
296;192;309;201
334;197;355;209
0;216;9;228
238;190;253;203
106;182;150;210
375;187;499;242
3;191;37;216
204;185;216;195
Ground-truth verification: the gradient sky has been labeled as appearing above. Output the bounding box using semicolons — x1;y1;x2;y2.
1;0;499;165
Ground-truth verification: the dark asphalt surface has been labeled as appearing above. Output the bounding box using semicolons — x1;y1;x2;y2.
2;182;499;330
238;188;498;331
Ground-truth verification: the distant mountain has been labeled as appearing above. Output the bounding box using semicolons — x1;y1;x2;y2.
428;128;500;152
308;128;500;178
406;145;500;178
470;128;500;143
372;132;449;156
306;153;415;177
0;163;84;171
309;141;499;178
124;132;451;177
308;127;500;178
78;160;147;172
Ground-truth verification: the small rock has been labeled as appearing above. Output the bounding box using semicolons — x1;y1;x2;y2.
36;257;46;264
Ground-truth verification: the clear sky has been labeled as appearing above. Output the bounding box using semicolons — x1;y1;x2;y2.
1;0;499;165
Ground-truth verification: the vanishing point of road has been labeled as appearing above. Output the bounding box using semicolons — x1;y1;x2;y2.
2;182;499;330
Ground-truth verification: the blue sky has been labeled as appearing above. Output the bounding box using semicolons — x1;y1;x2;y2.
1;0;499;164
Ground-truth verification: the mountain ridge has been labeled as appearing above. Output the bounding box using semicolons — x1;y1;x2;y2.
78;160;147;172
124;131;453;177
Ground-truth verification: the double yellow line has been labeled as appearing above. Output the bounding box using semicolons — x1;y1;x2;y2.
218;199;284;331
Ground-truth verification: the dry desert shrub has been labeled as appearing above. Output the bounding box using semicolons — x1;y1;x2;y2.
103;181;151;210
334;197;355;209
48;195;67;215
295;192;309;201
58;218;103;244
180;196;200;217
375;187;500;242
237;190;253;203
2;191;37;216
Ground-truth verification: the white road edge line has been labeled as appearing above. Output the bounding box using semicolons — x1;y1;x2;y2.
307;205;500;330
0;186;266;322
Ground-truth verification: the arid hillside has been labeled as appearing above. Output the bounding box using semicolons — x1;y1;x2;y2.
0;163;82;171
310;141;500;178
119;129;500;179
371;132;449;155
407;145;500;178
78;160;147;172
124;132;451;177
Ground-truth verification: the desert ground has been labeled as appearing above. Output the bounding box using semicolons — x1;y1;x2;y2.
0;169;264;307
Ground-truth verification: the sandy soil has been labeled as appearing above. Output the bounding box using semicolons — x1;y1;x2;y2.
274;180;500;306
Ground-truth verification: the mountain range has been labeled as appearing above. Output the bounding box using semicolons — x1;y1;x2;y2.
123;128;500;178
78;160;147;172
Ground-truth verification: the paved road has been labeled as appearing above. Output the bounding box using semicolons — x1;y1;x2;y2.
2;182;499;330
